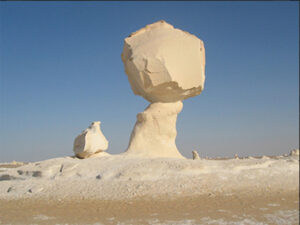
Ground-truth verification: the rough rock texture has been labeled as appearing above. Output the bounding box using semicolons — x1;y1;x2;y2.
121;20;205;103
125;101;184;158
73;121;108;159
192;151;200;160
0;152;298;201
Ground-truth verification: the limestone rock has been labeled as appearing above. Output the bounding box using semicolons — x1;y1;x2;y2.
289;149;299;156
73;121;108;159
122;21;206;158
192;151;200;160
125;101;184;158
121;20;205;103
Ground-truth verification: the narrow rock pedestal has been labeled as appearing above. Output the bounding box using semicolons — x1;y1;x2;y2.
126;101;184;158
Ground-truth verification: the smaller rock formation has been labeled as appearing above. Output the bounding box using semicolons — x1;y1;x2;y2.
73;121;108;159
289;149;299;156
192;150;200;160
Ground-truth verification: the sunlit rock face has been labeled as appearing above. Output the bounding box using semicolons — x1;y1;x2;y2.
192;150;200;160
126;101;184;158
73;121;108;159
121;20;205;103
290;149;299;156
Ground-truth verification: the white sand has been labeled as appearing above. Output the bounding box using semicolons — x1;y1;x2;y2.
0;152;298;200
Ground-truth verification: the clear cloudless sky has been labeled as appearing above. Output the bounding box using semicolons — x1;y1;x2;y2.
0;1;298;162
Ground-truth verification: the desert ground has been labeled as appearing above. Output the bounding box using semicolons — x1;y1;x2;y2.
0;192;298;225
0;152;298;225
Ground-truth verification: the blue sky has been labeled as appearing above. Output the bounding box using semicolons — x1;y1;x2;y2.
0;1;298;162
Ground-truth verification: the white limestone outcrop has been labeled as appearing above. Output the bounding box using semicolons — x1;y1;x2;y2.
122;20;206;158
192;151;200;160
126;101;184;158
290;149;299;156
73;121;108;159
121;20;205;103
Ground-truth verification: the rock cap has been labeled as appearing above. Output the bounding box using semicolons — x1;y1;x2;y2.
122;20;205;102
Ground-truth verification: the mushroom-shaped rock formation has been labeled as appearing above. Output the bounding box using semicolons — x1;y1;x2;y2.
122;20;206;158
73;121;109;159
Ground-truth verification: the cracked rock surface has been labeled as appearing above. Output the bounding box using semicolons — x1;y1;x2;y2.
121;20;205;102
73;121;109;159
